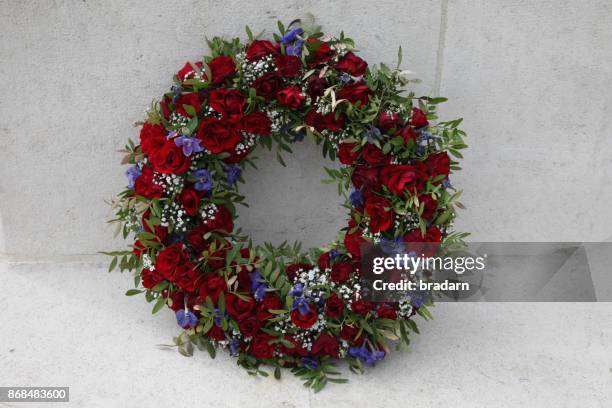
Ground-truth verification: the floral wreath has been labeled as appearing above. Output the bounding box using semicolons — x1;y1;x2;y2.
107;17;467;391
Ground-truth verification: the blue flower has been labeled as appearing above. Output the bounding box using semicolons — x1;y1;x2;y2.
171;85;183;104
349;189;364;207
348;344;386;365
329;249;341;260
249;270;268;301
125;165;141;189
288;283;304;297
229;337;240;356
442;178;455;190
193;169;213;191
174;136;203;157
292;297;311;316
175;309;199;329
224;164;241;186
380;236;405;256
280;27;304;44
301;356;318;369
286;39;304;57
366;125;382;144
291;129;306;143
213;308;228;327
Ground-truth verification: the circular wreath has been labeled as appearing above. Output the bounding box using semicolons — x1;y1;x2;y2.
107;17;467;391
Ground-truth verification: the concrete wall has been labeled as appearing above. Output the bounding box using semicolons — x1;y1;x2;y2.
1;0;611;259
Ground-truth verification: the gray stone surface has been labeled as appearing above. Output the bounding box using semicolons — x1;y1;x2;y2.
1;262;611;407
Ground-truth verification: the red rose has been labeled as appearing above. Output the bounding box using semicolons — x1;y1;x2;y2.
281;335;309;357
249;333;276;358
362;144;390;166
351;166;381;191
418;194;438;219
399;126;417;144
177;61;203;81
337;83;372;106
277;85;304;109
285;263;312;281
200;205;233;234
380;164;427;195
311;332;339;358
239;111;271;135
174;93;201;117
134;166;163;198
141;210;168;243
340;324;365;346
344;229;365;258
246;40;278;61
307;40;334;66
325;292;345;318
410;107;429;128
424;152;450;178
238;316;261;337
139;123;166;156
198;272;227;303
307;76;328;99
174;262;200;293
338;143;360;165
334;51;367;76
257;293;283;321
378;111;401;133
274;54;301;77
364;195;393;233
207;325;226;341
226;293;255;321
141;268;163;289
252;72;282;99
304;110;345;132
196;117;241;154
208;88;246;117
317;252;331;270
351;299;373;316
331;262;353;283
290;304;318;329
404;226;442;257
376;303;398;320
209;56;236;84
160;95;171;120
155;244;189;281
150;140;191;174
186;225;207;253
178;187;201;216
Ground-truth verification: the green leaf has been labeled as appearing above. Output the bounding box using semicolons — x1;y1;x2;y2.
152;296;166;314
125;289;143;296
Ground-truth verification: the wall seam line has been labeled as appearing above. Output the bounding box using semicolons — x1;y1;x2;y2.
433;0;449;96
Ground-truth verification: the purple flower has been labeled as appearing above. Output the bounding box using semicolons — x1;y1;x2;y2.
224;164;241;186
125;165;141;189
348;344;386;365
380;236;405;256
349;189;364;207
229;337;240;356
366;125;382;144
174;136;203;157
286;39;304;57
193;169;213;191
301;356;318;369
288;283;304;297
249;270;268;301
280;27;304;44
213;308;227;327
175;309;199;329
292;297;311;316
329;249;341;260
